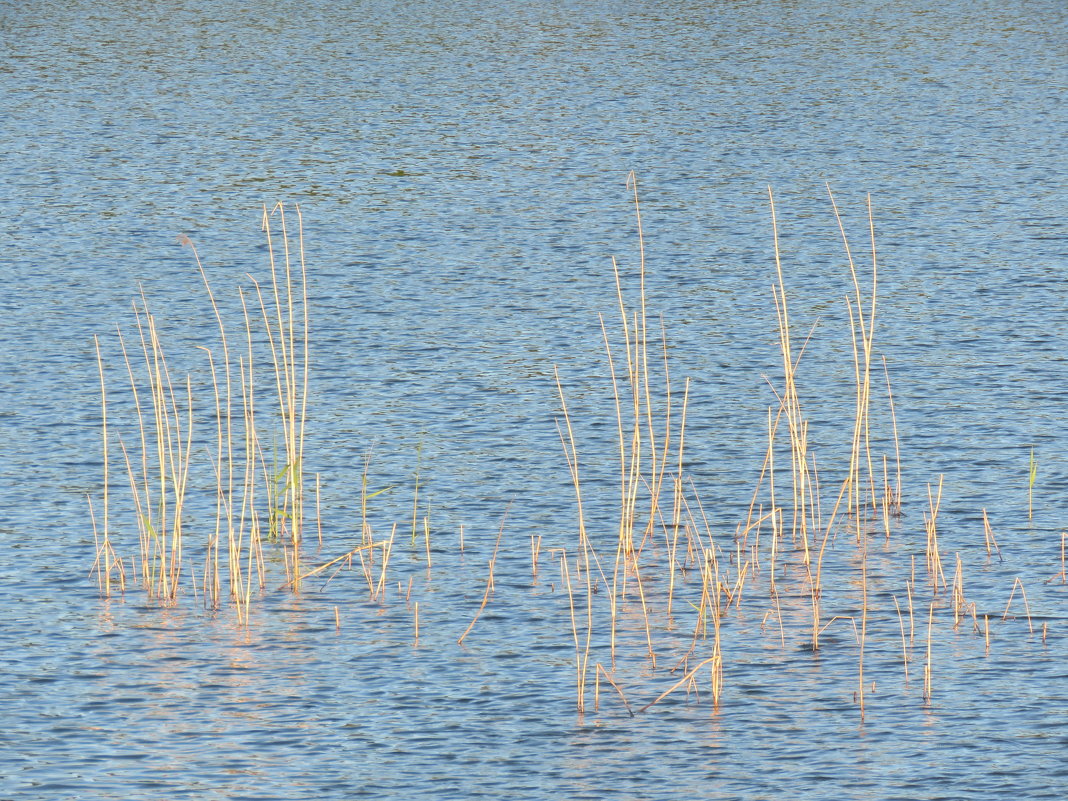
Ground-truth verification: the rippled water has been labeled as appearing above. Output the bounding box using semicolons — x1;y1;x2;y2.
2;1;1068;798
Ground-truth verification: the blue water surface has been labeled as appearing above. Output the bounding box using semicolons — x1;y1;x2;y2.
1;1;1067;798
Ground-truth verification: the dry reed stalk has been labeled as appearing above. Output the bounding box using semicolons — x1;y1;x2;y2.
892;594;910;685
741;404;784;553
197;346;229;607
284;541;386;588
116;328;151;585
829;188;879;524
1050;532;1067;584
88;495;125;595
882;356;902;515
625;173;669;555
951;553;967;629
423;513;432;570
768;187;817;563
1002;577;1034;634
575;283;665;670
372;523;397;602
666;376;691;620
251;203;310;588
906;579;915;647
457;507;508;647
530;534;542;580
186;236;239;610
552;367;597;684
807;474;853;651
559;548;588;710
92;336;120;597
881;454;892;539
413;601;419;647
239;348;267;600
981;508;1003;562
238;289;267;597
638;654;719;714
129;297;195;602
594;663;635;716
923;600;935;705
924;477;947;592
771;587;786;648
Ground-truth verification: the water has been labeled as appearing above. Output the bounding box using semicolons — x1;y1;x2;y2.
2;0;1068;798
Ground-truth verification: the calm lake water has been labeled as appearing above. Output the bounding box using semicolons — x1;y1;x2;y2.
3;1;1068;798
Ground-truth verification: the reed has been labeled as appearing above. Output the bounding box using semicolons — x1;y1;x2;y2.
830;188;880;524
457;506;509;647
768;187;813;562
249;203;311;588
118;293;195;602
1002;577;1034;634
1050;532;1067;584
924;477;947;593
90;336;125;596
982;509;1003;562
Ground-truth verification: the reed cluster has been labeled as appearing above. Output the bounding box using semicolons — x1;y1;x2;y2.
551;180;1056;720
92;204;313;623
89;188;1060;720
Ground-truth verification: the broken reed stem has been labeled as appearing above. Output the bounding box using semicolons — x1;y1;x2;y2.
1002;577;1034;634
638;655;719;714
595;663;635;717
457;506;509;647
283;541;385;588
982;509;1003;562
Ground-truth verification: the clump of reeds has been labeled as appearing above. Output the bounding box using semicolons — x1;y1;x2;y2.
87;187;1062;725
92;204;312;621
